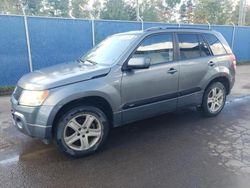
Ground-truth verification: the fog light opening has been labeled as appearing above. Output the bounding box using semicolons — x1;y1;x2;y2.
16;117;23;129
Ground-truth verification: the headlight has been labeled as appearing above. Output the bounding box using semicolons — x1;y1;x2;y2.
19;90;49;106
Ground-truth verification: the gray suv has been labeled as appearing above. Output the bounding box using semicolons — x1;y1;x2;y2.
11;27;236;157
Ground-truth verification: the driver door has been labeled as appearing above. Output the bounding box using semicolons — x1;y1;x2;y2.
121;33;179;124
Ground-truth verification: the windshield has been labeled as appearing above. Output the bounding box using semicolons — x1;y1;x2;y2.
80;34;137;65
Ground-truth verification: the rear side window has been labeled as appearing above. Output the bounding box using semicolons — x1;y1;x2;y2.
204;34;227;55
177;34;201;60
133;33;174;65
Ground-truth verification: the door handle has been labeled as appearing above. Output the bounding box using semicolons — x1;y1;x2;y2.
168;68;178;74
208;61;215;67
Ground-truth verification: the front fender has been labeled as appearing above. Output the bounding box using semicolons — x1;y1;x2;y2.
43;76;121;127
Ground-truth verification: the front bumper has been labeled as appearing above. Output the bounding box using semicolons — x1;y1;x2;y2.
11;96;53;139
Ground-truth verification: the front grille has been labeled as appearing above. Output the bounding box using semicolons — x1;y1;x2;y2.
13;86;23;101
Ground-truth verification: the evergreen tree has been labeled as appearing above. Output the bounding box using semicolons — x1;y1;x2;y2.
100;0;130;20
193;0;233;24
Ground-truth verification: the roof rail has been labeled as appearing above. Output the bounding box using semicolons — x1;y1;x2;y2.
145;26;165;31
145;26;211;31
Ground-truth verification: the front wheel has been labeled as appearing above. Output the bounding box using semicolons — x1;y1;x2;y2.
201;82;226;117
55;105;109;157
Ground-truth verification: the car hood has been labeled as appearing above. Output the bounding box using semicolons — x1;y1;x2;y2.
18;61;111;90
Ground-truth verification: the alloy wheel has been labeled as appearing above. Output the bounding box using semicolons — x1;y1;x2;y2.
207;87;225;113
63;114;102;151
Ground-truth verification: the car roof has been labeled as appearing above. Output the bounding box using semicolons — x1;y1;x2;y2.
117;27;216;36
145;26;211;31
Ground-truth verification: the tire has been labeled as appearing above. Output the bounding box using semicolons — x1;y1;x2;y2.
55;105;109;157
201;82;226;117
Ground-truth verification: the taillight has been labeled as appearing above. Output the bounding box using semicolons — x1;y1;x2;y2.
229;54;236;71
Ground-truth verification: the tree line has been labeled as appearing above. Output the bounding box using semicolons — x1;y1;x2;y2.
0;0;249;26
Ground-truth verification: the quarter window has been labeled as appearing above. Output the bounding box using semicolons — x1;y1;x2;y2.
133;34;174;65
204;34;227;55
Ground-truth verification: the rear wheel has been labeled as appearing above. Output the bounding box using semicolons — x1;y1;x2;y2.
55;105;109;157
201;82;226;117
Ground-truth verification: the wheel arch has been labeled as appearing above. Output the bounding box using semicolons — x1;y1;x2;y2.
50;96;114;137
204;76;230;95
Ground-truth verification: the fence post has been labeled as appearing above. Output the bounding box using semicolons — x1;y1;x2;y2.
206;21;211;30
138;17;144;30
231;23;236;50
91;19;95;46
21;5;33;72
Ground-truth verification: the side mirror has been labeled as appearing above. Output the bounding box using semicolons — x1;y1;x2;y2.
127;57;150;69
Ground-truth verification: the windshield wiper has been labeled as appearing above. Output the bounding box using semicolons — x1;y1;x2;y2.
77;59;97;65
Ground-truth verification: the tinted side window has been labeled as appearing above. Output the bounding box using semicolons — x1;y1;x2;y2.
133;34;173;65
198;35;211;57
177;34;200;60
204;34;227;55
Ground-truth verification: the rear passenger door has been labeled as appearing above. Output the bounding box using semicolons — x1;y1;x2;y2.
176;33;213;107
